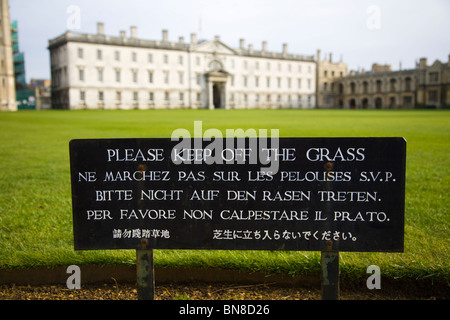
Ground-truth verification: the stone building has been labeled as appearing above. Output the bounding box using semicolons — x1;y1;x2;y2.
416;57;450;109
316;49;347;108
48;22;317;110
332;56;450;109
0;0;16;111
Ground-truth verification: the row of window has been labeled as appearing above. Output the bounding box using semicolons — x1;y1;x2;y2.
76;67;313;90
76;47;314;73
343;77;414;94
79;90;313;105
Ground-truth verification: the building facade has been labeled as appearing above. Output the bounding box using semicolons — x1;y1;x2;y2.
316;49;347;108
332;56;450;109
0;0;16;111
48;23;316;110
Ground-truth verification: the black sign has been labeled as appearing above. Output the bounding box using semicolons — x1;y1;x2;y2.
69;137;406;252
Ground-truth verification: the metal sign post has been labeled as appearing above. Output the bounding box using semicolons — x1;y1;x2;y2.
321;241;339;300
136;239;155;300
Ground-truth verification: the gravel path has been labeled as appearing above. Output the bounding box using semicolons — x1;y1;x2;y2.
1;282;443;300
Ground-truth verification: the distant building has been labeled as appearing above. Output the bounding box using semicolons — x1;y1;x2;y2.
30;79;51;110
416;57;450;109
48;22;317;110
316;49;348;108
333;56;450;109
11;20;35;110
0;0;16;111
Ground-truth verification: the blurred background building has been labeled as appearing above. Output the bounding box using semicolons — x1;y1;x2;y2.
0;0;16;111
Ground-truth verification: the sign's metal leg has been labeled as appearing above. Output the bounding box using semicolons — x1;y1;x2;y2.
136;240;155;300
321;249;339;300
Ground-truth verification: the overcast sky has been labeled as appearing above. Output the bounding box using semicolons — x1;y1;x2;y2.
9;0;450;82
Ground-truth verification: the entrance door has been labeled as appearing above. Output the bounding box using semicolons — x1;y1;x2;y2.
213;83;222;109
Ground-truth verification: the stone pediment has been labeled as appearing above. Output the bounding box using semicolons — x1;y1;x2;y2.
192;39;236;55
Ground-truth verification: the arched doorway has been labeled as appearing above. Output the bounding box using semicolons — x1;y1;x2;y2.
375;97;382;109
362;98;369;109
349;99;356;109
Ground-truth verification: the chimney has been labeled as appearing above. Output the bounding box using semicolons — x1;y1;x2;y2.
214;35;220;41
162;29;168;42
262;41;267;52
179;36;184;44
317;49;321;62
248;44;253;54
282;43;288;56
130;26;137;39
329;53;333;62
239;38;245;50
419;57;427;68
190;33;197;44
97;22;104;35
120;30;126;38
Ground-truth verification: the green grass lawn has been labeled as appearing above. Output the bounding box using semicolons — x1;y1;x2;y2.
0;109;448;283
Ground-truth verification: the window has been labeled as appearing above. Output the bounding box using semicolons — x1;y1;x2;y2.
132;70;138;83
133;92;138;101
196;93;201;102
362;81;368;94
179;72;184;84
255;76;259;88
255;61;259;70
97;49;102;60
196;73;201;85
149;92;154;101
116;91;121;101
97;68;103;82
243;76;248;87
197;56;201;66
164;71;169;84
115;51;120;61
277;77;281;88
376;80;382;93
428;90;438;103
405;77;412;91
80;90;85;101
179;92;184;101
266;77;271;88
132;52;137;62
298;78;302;89
350;82;356;94
429;72;439;83
267;62;271;71
390;79;396;91
403;96;412;106
115;70;121;83
98;91;104;101
164;91;170;101
78;48;83;59
307;79;311;89
148;53;153;63
287;78;291;89
78;69;84;81
179;55;183;65
164;54;169;64
148;71;153;83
